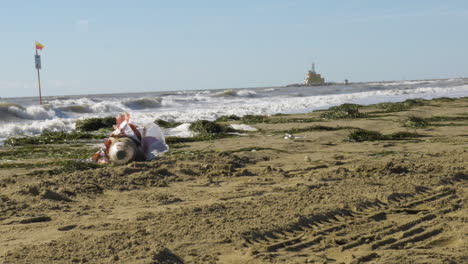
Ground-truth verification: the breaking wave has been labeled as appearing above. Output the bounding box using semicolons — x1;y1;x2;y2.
0;103;56;122
56;105;93;113
211;89;257;97
0;118;75;144
123;97;162;110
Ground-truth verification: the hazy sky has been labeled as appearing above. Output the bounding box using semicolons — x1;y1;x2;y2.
1;0;467;98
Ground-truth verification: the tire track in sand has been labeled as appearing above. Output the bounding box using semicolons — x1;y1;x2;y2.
242;181;465;262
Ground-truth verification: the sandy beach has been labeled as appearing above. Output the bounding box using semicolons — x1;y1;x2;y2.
0;97;467;263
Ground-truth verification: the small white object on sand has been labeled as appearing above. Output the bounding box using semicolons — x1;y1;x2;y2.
164;123;195;138
284;133;302;140
230;124;258;132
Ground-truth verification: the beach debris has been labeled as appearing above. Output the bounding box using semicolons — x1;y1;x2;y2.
93;113;168;164
284;133;301;140
230;124;258;132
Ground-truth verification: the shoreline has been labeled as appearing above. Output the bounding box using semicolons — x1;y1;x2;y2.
1;96;467;263
2;78;468;144
2;96;467;147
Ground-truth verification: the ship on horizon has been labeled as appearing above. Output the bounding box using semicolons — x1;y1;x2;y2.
286;62;331;87
304;63;325;85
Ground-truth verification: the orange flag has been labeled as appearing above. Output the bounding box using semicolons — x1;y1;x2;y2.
35;41;44;50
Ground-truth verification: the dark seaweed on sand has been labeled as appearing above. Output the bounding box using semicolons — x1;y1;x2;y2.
154;119;182;128
75;117;116;132
320;104;367;120
347;129;423;142
403;116;429;128
4;130;107;147
165;120;237;144
215;115;241;122
373;98;428;113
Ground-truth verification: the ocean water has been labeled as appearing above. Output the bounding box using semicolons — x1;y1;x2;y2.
1;78;468;144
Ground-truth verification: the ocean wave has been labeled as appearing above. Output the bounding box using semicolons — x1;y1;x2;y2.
123;97;163;110
211;89;257;97
89;101;126;113
0;118;75;140
0;103;56;122
236;90;257;97
56;105;93;113
261;88;276;92
366;78;464;87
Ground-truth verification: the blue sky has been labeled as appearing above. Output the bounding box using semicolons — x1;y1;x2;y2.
1;0;467;97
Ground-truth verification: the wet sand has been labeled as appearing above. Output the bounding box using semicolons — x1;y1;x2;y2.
1;98;467;263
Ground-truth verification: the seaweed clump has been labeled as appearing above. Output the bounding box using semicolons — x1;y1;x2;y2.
189;120;225;134
347;129;386;142
45;160;101;175
155;119;182;128
402;115;468;127
75;117;116;132
157;120;235;144
190;120;237;135
432;97;456;102
347;129;422;142
403;116;429;128
4;130;106;147
216;114;321;124
285;125;355;134
320;104;367;120
374;98;427;113
215;115;241;122
240;115;270;124
425;115;468;122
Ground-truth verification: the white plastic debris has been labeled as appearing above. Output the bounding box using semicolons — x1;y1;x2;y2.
164;123;195;138
283;133;302;140
230;124;258;132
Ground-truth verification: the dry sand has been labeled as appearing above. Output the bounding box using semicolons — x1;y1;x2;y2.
1;98;467;263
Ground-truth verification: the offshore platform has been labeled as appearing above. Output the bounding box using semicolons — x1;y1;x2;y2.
304;63;325;85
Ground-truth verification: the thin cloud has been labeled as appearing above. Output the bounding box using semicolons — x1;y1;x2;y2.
345;7;468;23
76;19;92;32
0;81;34;90
48;79;79;89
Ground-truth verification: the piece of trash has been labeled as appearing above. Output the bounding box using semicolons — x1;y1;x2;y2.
93;113;168;164
283;133;302;140
230;124;258;132
164;123;195;138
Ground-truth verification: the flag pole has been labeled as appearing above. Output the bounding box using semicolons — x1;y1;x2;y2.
35;47;43;105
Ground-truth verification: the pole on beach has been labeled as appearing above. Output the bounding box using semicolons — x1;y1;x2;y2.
34;41;44;105
35;49;42;105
